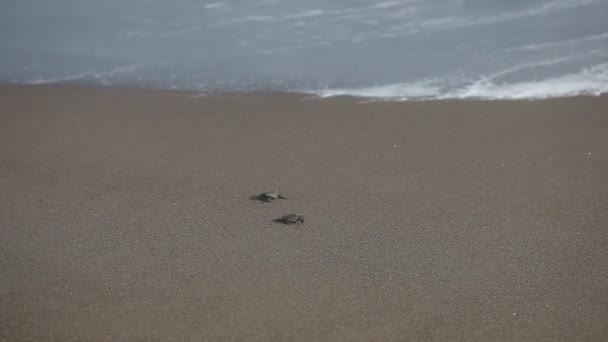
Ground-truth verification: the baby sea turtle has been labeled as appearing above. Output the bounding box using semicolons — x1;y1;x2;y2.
275;214;304;225
254;191;287;203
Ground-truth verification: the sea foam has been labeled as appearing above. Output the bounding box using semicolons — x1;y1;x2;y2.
311;63;608;100
2;0;607;100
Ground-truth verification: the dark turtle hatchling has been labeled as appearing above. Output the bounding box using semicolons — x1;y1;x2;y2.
275;214;304;225
255;190;287;203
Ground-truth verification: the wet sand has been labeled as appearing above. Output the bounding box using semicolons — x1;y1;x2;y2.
1;84;607;341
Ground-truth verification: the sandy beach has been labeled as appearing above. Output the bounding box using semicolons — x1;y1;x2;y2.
1;84;607;341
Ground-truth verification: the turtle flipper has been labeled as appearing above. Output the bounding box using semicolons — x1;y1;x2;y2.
278;195;287;199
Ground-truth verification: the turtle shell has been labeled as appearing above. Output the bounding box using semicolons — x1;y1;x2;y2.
279;214;304;224
258;191;287;202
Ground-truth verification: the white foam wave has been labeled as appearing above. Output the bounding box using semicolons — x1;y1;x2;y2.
354;0;600;41
310;64;608;100
484;56;575;81
315;79;442;99
502;31;608;53
210;1;417;27
447;63;608;99
24;65;140;86
203;2;228;10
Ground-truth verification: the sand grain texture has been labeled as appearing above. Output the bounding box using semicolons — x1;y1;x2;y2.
1;85;607;341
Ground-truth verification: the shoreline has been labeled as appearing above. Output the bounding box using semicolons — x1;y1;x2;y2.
3;81;608;102
1;83;607;340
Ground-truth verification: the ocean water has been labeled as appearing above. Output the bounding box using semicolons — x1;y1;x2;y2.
1;0;607;100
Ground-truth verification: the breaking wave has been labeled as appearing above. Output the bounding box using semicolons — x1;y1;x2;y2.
310;63;608;100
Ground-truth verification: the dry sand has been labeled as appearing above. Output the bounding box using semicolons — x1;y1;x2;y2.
1;84;607;341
